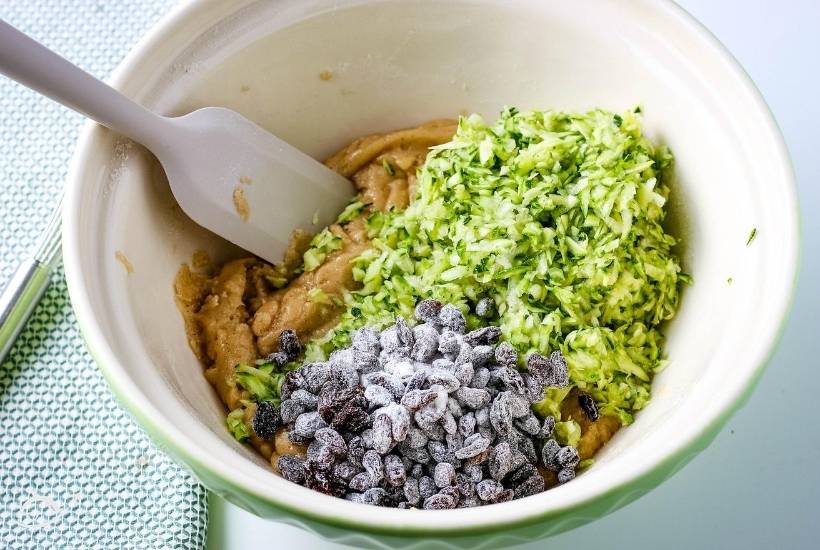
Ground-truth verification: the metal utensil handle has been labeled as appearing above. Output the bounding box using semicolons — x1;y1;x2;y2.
0;193;62;363
0;258;52;362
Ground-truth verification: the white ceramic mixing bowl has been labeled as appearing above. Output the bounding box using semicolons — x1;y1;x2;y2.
62;1;798;548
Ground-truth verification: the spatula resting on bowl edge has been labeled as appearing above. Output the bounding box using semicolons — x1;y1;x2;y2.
0;19;356;362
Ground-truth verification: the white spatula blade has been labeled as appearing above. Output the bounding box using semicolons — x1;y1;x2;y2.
160;107;356;264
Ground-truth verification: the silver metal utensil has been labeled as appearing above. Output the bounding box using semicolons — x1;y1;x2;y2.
0;195;62;362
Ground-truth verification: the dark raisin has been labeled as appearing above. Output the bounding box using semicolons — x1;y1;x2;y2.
506;463;537;486
404;477;421;505
517;435;538;464
347;436;366;467
395;316;414;348
439;486;461;505
541;439;561;471
404;370;428;393
415;299;443;323
384;454;407;487
361;487;388;506
332;401;370;433
332;461;360;483
314;427;347;456
525;353;551;387
423;493;456;510
363;371;405;400
463;464;483;483
289;389;318;409
445;428;463;451
400;445;431;464
455;473;476;498
514;413;541;436
548;350;569;387
454;433;491;459
463;326;502;346
438;304;466;334
525;350;569;388
292;411;327;439
353;349;379;374
382;485;406;508
280;369;305;401
513;474;545;499
557;468;576;484
306;440;325;465
489;441;513;480
495;367;526;394
304;460;346;497
539;415;556;438
476;479;503;501
434;462;455;488
437;330;461;357
411;324;439;362
489;392;515;437
521;373;544;404
279;399;304;425
279;329;302;359
332;365;360;391
578;392;599;421
277;455;305;484
419;476;437;500
318;381;368;432
494;342;518;368
471;345;495;367
300;362;332;394
348;471;375;492
556;446;580;469
251;401;280;440
264;351;289;367
352;326;381;354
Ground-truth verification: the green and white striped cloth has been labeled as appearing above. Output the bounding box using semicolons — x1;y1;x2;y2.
0;1;208;548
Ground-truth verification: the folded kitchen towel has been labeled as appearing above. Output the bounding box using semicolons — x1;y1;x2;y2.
0;1;208;548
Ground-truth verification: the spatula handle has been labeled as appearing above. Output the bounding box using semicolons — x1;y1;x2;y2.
0;18;169;148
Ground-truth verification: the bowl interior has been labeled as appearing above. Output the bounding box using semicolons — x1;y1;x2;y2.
65;0;797;535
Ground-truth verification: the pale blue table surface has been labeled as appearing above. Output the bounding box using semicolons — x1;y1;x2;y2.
206;1;820;548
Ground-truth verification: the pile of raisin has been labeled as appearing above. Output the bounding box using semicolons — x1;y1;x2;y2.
256;300;588;509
